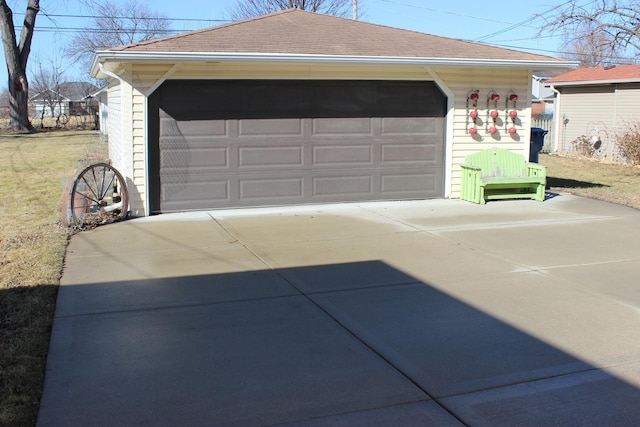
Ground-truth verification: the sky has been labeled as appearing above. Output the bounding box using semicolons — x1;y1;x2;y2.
2;0;574;90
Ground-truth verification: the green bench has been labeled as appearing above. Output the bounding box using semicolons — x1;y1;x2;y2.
460;147;546;204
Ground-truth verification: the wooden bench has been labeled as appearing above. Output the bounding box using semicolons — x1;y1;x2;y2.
460;147;546;204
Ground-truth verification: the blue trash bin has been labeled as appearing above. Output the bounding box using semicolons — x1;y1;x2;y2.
530;127;548;163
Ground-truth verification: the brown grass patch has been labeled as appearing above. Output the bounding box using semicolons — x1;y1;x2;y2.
540;153;640;209
0;130;104;427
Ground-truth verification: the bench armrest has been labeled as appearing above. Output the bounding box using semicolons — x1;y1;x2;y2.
526;163;546;178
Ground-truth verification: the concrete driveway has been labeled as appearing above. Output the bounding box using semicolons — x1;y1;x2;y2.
38;195;640;426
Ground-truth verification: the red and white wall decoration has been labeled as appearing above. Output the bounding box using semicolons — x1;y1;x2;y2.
465;90;521;138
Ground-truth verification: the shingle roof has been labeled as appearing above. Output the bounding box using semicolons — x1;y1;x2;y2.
107;8;560;62
547;64;640;84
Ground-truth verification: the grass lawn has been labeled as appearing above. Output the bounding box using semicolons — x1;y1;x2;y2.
0;130;105;427
0;135;638;426
540;153;640;209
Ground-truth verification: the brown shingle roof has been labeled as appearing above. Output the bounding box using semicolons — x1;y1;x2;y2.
107;8;560;62
547;64;640;84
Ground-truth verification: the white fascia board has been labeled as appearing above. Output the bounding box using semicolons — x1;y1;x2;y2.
550;78;640;87
91;51;577;77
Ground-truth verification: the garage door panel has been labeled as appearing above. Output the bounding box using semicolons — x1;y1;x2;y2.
162;180;230;211
172;118;228;137
161;145;229;170
238;118;303;136
240;177;304;199
381;172;440;194
381;144;436;164
313;175;373;197
313;145;373;166
381;117;440;135
151;80;446;212
312;118;373;135
239;146;303;168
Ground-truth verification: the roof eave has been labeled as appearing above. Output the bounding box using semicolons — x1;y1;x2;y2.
550;78;640;87
91;51;577;78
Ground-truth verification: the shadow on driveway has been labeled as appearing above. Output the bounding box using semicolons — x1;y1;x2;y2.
38;260;640;426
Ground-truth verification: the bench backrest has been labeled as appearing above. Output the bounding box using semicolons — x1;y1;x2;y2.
464;147;527;177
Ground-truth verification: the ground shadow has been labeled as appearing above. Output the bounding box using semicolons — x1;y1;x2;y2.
36;261;640;426
547;176;608;189
0;284;58;427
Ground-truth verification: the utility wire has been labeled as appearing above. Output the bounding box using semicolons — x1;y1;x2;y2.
14;11;230;23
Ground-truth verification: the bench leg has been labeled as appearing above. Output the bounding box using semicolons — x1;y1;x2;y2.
534;183;545;202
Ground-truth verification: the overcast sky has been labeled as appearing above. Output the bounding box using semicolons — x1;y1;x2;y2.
2;0;571;89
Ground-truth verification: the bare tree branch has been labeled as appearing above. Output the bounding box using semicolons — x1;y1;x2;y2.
228;0;353;20
543;0;640;63
66;0;170;74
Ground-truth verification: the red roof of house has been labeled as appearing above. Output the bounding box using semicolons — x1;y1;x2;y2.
547;64;640;84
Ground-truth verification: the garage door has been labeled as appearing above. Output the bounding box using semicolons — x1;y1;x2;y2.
148;80;446;213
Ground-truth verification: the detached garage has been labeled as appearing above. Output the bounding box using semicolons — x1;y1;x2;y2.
91;9;574;216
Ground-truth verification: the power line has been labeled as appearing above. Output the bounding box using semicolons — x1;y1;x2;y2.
34;26;187;34
16;12;230;24
474;0;600;42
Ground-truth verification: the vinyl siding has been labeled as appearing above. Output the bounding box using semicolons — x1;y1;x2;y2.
107;79;124;172
433;67;532;198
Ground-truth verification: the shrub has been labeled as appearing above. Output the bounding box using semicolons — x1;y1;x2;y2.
616;122;640;165
570;135;596;157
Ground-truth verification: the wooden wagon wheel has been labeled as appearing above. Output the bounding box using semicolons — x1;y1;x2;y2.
67;162;129;229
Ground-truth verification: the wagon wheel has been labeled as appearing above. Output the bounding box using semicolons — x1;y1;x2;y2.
69;162;129;229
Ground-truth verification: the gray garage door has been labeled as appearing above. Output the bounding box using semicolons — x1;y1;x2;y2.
148;80;446;213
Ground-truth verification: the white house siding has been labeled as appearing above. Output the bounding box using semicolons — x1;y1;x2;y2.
107;79;123;170
113;62;533;215
100;65;156;216
553;83;640;159
432;67;532;198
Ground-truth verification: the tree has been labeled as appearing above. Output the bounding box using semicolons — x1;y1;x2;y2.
563;23;624;67
66;0;170;74
229;0;354;20
0;0;40;131
544;0;640;64
30;61;65;127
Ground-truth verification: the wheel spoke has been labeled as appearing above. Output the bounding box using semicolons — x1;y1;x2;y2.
80;175;101;202
103;172;117;198
98;165;107;199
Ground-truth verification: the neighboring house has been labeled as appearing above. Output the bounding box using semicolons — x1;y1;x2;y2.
30;81;99;118
90;9;575;217
531;71;559;119
547;64;640;158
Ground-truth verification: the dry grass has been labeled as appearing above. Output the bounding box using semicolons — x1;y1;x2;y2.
0;130;105;427
0;115;98;132
540;153;640;209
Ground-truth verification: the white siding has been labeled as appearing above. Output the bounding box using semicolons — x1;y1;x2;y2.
107;79;124;171
433;67;533;198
